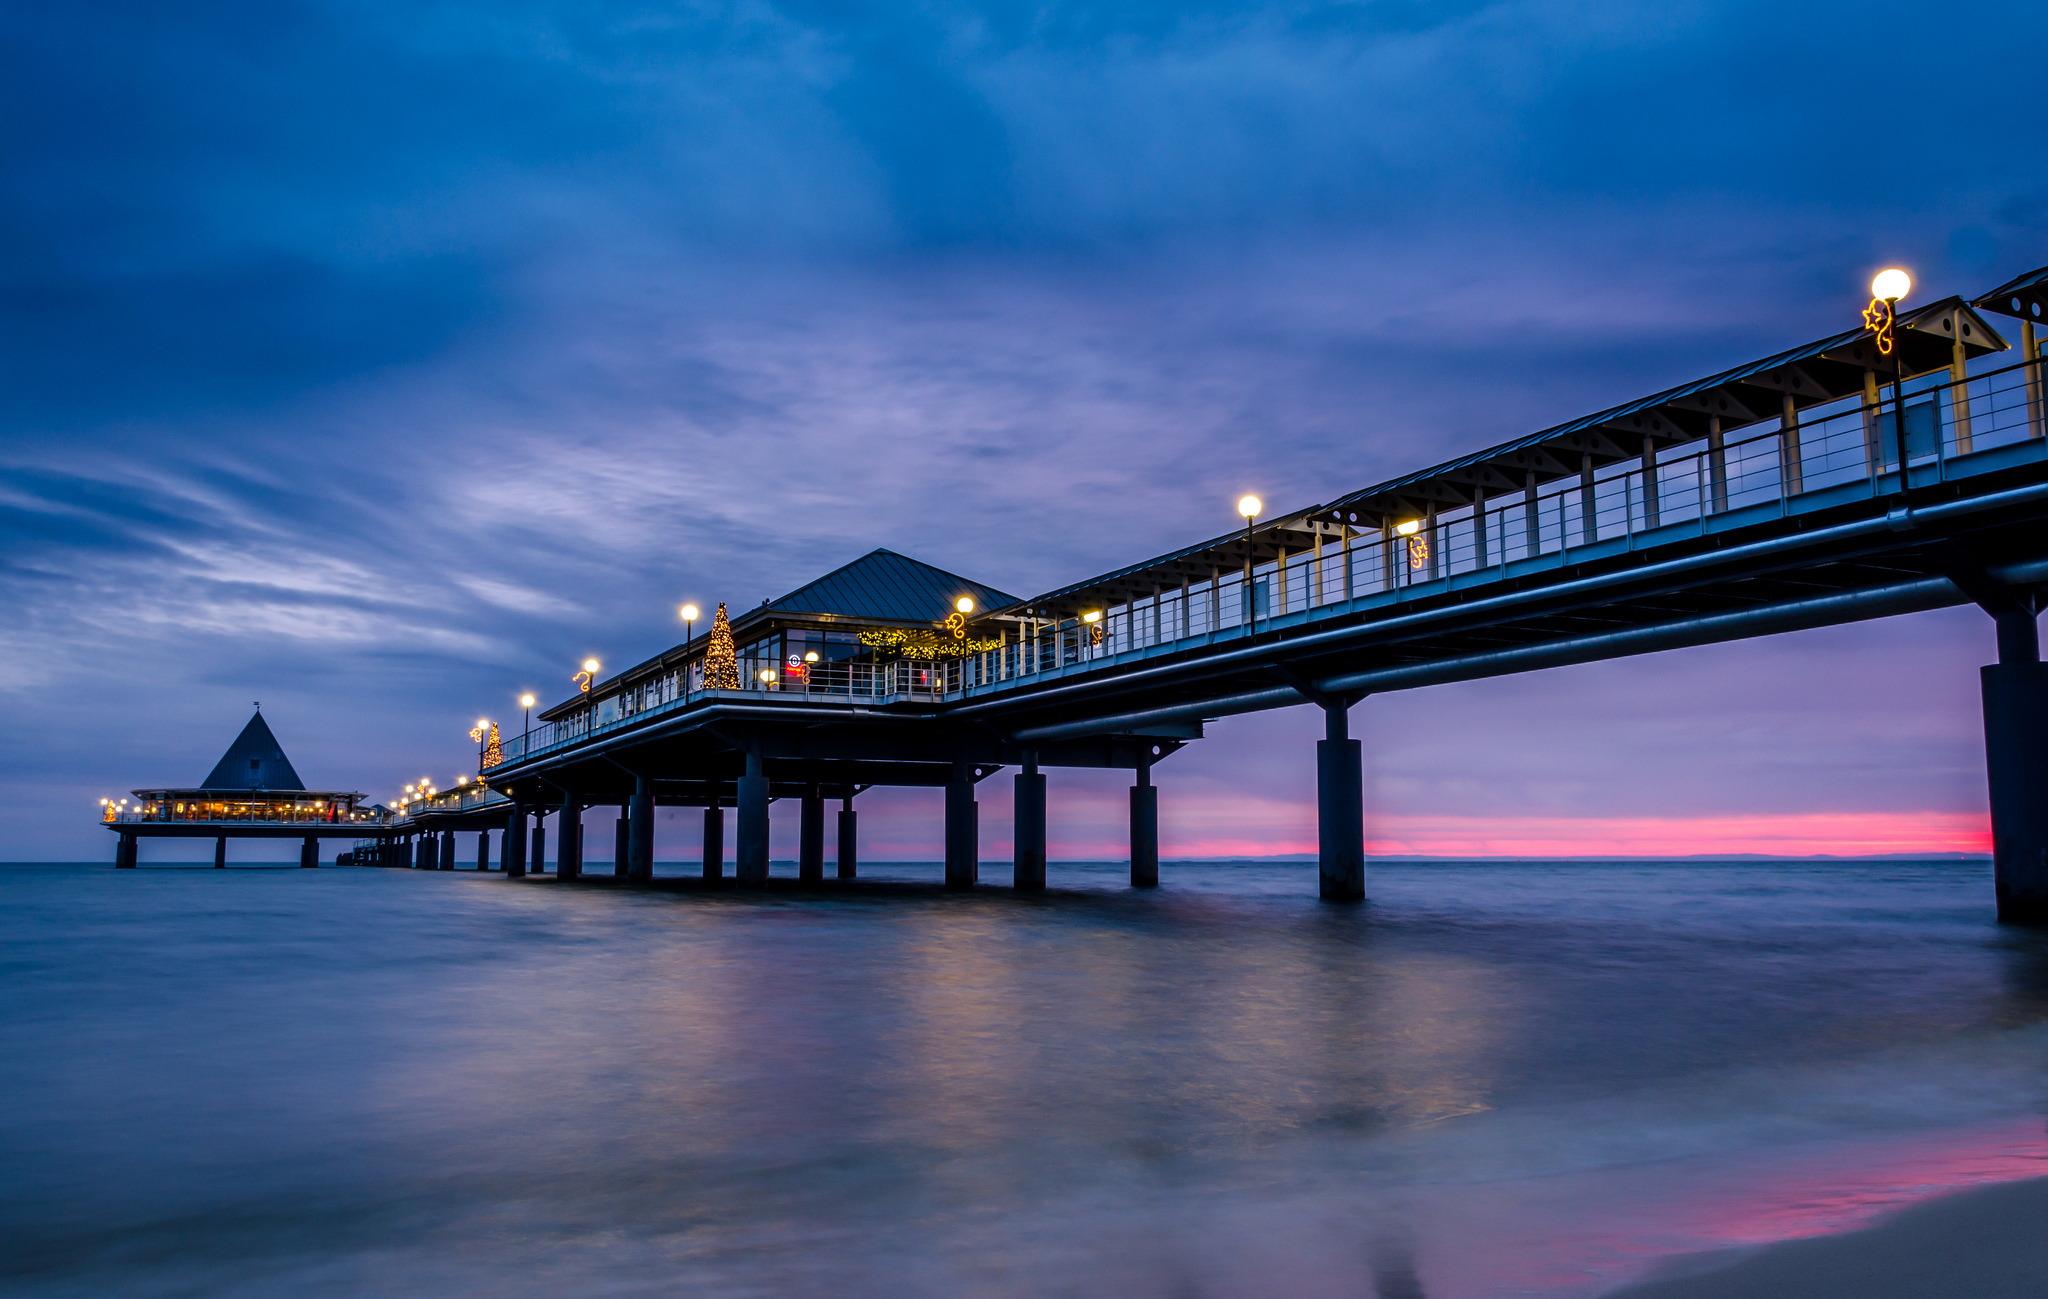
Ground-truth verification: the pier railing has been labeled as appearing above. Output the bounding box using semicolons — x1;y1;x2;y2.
493;348;2044;771
497;658;952;766
965;350;2046;676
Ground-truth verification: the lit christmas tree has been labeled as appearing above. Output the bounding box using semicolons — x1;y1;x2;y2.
702;602;741;690
481;722;503;769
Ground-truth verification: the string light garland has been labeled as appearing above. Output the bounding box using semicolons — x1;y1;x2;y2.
858;627;1003;659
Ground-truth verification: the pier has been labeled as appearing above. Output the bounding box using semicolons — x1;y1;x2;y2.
99;268;2048;916
474;267;2048;916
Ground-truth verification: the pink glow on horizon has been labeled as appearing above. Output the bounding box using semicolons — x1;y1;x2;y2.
708;797;1991;862
1159;810;1991;860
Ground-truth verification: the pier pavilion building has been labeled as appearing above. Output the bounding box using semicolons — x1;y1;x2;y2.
104;710;385;867
488;549;1037;882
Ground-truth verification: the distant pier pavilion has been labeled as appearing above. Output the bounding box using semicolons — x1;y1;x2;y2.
103;710;389;867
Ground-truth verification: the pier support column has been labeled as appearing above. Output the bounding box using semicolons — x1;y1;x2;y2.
945;761;978;889
1986;599;2048;923
1014;749;1046;891
702;805;724;882
1317;698;1366;901
838;797;858;880
116;833;136;868
301;836;318;869
440;830;456;871
532;817;547;875
505;806;527;877
214;836;227;869
800;785;824;883
629;778;654;883
560;795;582;880
1130;748;1159;888
737;750;770;886
476;830;490;872
614;811;630;877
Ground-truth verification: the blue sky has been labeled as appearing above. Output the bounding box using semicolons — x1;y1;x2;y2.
5;0;2045;859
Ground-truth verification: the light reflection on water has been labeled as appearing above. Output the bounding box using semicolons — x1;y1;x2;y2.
2;858;2046;1296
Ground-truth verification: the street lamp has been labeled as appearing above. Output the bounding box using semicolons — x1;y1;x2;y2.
1865;268;1912;489
575;658;599;693
680;604;699;700
1237;495;1262;635
520;693;535;744
955;596;975;614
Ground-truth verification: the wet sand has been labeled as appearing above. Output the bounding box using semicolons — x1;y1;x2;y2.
1611;1175;2048;1298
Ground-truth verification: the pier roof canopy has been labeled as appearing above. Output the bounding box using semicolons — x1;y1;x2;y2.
200;711;306;791
746;548;1019;628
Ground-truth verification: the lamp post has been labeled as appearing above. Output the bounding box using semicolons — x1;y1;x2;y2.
1866;268;1912;491
1237;495;1262;635
520;693;535;749
680;604;699;701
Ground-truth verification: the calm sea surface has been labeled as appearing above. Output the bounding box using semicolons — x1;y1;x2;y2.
5;858;2047;1296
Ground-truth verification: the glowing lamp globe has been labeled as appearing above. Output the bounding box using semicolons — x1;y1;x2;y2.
1871;268;1911;302
1396;519;1422;536
520;694;535;708
680;604;699;622
1237;495;1262;519
583;659;600;674
955;596;975;614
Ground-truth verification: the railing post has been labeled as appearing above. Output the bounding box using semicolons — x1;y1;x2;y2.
2026;321;2044;441
1641;437;1661;529
1522;473;1539;558
1471;489;1488;568
1578;453;1598;542
1950;334;1974;454
1706;419;1728;514
1778;393;1803;497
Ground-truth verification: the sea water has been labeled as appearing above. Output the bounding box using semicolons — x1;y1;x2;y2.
3;858;2045;1296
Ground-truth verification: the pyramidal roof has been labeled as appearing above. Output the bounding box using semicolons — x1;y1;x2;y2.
755;549;1019;624
199;711;306;791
